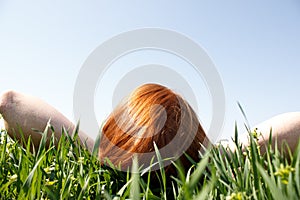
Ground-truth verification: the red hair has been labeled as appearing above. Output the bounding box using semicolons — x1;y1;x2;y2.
99;83;210;174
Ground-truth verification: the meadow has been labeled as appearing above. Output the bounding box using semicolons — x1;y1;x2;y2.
0;117;299;199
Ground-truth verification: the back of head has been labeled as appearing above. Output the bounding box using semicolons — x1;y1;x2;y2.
99;83;210;175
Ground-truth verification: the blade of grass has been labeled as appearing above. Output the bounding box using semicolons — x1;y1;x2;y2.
22;146;54;193
153;142;167;198
130;155;140;200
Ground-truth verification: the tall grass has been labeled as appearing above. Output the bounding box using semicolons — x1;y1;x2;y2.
0;122;299;199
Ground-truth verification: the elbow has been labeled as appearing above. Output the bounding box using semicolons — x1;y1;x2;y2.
0;90;16;115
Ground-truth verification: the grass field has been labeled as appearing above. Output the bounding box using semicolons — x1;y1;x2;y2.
0;120;299;200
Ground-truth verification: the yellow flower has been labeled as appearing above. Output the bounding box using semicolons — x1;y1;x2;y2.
226;192;244;200
45;179;58;186
252;128;258;139
274;164;295;185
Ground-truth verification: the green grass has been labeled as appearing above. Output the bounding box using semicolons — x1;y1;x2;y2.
0;123;299;200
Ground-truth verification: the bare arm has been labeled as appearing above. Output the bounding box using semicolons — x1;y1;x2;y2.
0;90;94;152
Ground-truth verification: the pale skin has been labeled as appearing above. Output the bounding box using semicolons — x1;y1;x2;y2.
0;90;299;155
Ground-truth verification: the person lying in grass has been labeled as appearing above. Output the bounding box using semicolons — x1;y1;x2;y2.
0;84;299;174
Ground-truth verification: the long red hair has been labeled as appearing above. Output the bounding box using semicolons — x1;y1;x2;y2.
99;83;210;174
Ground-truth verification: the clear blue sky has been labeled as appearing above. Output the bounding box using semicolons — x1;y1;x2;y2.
1;1;300;141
